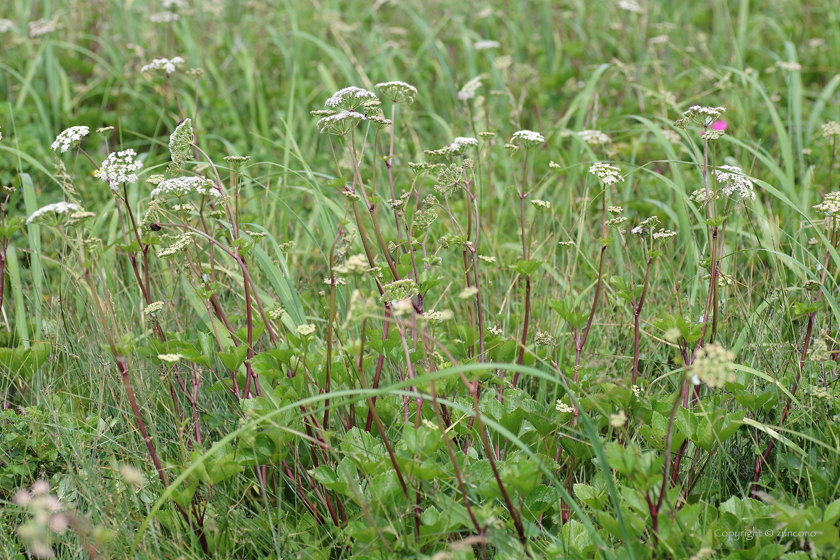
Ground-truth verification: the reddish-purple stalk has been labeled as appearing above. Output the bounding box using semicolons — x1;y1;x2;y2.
751;241;832;495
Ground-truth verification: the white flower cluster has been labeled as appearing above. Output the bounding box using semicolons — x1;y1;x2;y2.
0;19;15;33
775;61;802;72
375;81;418;104
556;400;574;414
512;129;545;148
324;87;377;111
449;136;478;155
97;149;143;191
149;12;180;23
169;118;194;168
140;56;185;76
316;110;366;135
424;310;454;322
813;192;840;216
653;228;677;240
474;40;500;50
457;76;483;101
578;129;611;146
690;343;736;388
144;301;164;315
589;162;623;185
714;165;756;201
51;126;89;153
681;105;726;126
158;232;194;258
631;215;661;236
150;177;221;199
296;324;317;337
26;201;82;224
531;199;551;209
28;17;58;37
617;0;644;13
822;121;840;139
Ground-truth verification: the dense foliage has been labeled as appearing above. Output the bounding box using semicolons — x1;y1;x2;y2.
2;0;840;559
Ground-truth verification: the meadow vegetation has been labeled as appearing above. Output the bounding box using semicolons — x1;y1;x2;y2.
2;0;840;558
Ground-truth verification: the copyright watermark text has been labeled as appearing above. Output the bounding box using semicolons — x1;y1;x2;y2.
715;528;822;541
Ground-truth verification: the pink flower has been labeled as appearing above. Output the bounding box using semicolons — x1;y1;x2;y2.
711;120;728;131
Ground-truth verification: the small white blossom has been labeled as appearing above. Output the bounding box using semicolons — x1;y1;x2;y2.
149;11;180;23
457;76;483;101
96;149;143;191
316;110;367;135
51;126;90;153
714;165;756;201
447;136;478;155
140;56;185;76
28;17;58;37
653;228;677;240
775;60;802;72
556;400;574;414
26;202;82;224
617;0;644;13
814;192;840;216
157;233;194;258
375;81;418;104
296;324;317;337
682;105;726;126
458;286;479;299
512;129;545;148
150;177;221;199
588;162;623;185
144;301;165;315
0;19;14;33
324;87;377;111
609;410;628;427
578;129;611;146
822;121;840;139
474;40;501;50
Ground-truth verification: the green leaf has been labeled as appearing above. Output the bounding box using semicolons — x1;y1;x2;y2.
219;344;249;372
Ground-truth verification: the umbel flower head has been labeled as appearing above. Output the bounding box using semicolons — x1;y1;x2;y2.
679;105;726;127
316;111;366;135
822;121;840;140
140;56;185;76
375;81;418;104
26;201;83;225
224;155;251;173
512;129;545;148
578;129;611;146
589;162;623;185
690;343;736;388
457;76;483;101
169;119;194;169
449;136;478;155
96;149;143;191
631;215;661;236
51;126;89;153
381;278;419;303
714;165;756;201
158;232;194;259
324;87;378;111
814;192;840;216
150;177;222;199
